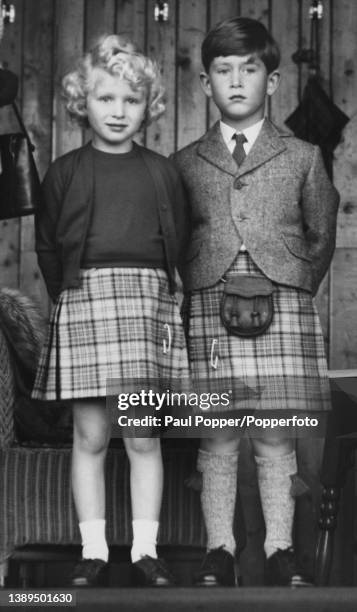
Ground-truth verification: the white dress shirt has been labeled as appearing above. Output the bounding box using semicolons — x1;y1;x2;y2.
220;118;265;155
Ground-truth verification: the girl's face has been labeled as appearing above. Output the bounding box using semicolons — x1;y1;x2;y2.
86;68;148;153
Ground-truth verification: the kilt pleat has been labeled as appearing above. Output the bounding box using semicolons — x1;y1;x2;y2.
183;251;331;412
32;268;189;401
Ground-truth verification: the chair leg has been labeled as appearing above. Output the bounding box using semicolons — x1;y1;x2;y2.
18;562;31;589
315;485;340;585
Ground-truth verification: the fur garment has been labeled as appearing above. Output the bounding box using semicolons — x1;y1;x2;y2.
0;287;45;382
0;288;72;443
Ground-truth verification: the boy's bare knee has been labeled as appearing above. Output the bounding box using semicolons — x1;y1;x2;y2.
253;436;293;457
202;436;239;454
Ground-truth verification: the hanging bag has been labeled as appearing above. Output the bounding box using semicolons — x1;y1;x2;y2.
0;102;41;220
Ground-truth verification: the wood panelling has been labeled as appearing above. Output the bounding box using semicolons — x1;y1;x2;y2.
177;0;207;148
330;249;357;369
54;0;85;158
20;0;54;305
208;1;240;125
270;0;299;125
115;0;146;45
330;0;357;369
85;0;116;49
146;0;177;155
240;0;269;24
0;0;355;360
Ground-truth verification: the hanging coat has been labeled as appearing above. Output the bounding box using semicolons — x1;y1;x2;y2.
285;76;349;175
0;68;18;107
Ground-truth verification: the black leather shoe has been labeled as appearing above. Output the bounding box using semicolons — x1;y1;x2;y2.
265;547;314;587
70;558;108;587
132;556;176;587
194;547;237;586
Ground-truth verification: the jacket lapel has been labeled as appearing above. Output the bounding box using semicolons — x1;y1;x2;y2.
237;119;287;177
197;121;238;176
197;118;287;177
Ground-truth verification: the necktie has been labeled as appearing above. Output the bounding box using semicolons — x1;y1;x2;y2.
232;133;247;166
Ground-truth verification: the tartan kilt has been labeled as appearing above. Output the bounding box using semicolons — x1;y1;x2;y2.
182;251;331;412
32;267;189;401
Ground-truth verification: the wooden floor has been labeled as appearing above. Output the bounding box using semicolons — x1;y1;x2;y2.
4;546;357;611
2;587;357;612
73;587;357;612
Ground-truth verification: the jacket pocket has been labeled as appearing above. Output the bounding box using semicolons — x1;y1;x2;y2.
184;237;203;263
281;233;312;262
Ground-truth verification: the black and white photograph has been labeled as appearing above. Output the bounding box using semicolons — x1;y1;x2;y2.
0;1;356;610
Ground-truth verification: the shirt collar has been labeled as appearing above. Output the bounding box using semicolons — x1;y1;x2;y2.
220;118;265;151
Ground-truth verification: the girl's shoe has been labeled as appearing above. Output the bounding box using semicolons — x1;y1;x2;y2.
70;558;108;587
132;556;176;586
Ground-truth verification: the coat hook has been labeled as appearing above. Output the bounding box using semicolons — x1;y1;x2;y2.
2;3;16;24
309;0;323;20
154;1;169;23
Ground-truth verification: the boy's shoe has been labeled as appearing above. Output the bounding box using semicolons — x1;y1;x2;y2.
265;547;314;587
194;547;237;586
70;558;108;587
132;556;176;587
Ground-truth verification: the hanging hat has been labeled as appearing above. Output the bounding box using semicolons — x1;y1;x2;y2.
0;68;18;107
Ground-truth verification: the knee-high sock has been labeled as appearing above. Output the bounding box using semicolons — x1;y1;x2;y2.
197;449;238;556
255;450;297;558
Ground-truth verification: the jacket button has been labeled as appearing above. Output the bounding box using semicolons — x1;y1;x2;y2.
234;179;244;190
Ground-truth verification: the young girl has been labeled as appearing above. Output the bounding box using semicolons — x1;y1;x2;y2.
32;35;189;587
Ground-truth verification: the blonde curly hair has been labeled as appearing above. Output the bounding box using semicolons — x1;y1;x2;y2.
62;35;165;127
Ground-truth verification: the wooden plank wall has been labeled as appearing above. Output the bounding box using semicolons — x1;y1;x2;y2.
0;0;356;584
1;0;356;369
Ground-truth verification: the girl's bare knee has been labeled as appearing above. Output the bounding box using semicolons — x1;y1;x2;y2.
125;436;160;455
75;431;109;455
73;401;110;455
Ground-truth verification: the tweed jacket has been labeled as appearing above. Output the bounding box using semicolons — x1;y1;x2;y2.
173;118;339;296
36;142;188;300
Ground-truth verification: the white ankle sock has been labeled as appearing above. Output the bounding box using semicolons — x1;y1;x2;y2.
79;519;109;562
131;519;159;563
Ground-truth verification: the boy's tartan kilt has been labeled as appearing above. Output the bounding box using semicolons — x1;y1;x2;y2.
32;267;189;401
182;251;331;412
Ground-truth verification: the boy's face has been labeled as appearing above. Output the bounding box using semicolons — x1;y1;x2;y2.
200;54;280;130
86;68;147;153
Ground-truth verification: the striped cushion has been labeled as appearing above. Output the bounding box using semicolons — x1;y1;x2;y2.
0;445;205;564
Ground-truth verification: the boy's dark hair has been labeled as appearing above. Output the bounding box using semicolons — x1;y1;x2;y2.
201;17;280;73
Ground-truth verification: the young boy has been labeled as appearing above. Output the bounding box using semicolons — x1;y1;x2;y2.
173;17;339;587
